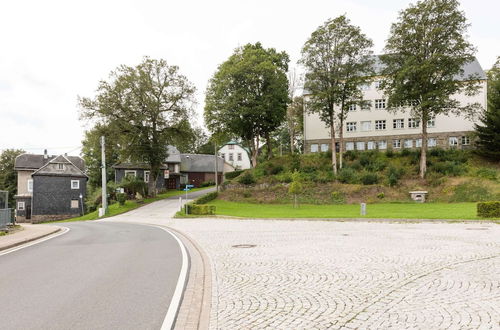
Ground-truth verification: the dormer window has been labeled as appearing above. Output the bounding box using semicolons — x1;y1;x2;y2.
228;144;235;150
57;163;64;170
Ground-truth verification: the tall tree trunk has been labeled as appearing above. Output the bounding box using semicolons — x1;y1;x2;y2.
339;116;344;169
265;132;273;159
330;114;338;175
249;136;259;167
289;124;295;154
149;167;158;197
420;113;428;179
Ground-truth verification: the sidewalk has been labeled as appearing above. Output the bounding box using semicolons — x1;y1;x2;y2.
0;224;61;251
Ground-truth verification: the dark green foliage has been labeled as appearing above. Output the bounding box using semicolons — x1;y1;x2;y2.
187;203;216;215
275;171;293;183
225;170;244;180
194;192;218;205
337;168;359;184
475;168;498;181
200;181;215;187
477;201;500;218
386;166;405;187
425;172;446;187
331;191;345;204
238;172;256;185
0;149;24;208
116;193;126;206
451;183;493;202
344;151;359;161
289;154;301;171
385;149;395;158
430;161;466;176
361;173;379;185
119;176;147;197
264;163;284;175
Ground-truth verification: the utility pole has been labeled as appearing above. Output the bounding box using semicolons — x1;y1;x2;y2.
214;142;219;191
101;136;107;215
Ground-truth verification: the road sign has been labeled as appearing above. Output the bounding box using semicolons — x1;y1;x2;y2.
183;188;190;191
186;184;195;188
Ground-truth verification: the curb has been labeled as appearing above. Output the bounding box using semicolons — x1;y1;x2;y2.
0;226;62;252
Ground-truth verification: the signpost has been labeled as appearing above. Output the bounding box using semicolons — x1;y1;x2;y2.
183;184;195;214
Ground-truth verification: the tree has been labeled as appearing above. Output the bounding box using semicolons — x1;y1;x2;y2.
205;42;289;166
381;0;482;178
79;57;196;196
300;15;373;174
286;68;304;154
288;171;303;208
475;57;500;161
0;149;24;208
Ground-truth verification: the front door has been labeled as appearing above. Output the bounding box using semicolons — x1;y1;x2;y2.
26;205;31;220
167;177;177;189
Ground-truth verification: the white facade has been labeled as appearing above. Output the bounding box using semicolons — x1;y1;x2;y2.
304;59;487;152
218;143;252;169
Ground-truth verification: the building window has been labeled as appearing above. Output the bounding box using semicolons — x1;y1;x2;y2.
229;153;234;161
374;80;382;89
228;144;234;150
393;139;401;149
427;117;435;128
428;138;437;147
237;153;242;161
346;142;354;151
346;122;357;132
375;120;386;130
449;136;458;147
27;179;33;192
415;139;422;147
310;144;318;153
404;139;413;148
144;171;150;183
57;163;64;170
125;170;136;178
356;142;365;150
361;121;372;131
220;153;225;160
461;136;470;145
71;180;80;189
408;118;420;128
377;141;387;150
393;119;404;129
320;144;329;152
361;100;372;110
348;104;356;111
367;141;375;150
375;99;386;109
18;202;25;210
71;200;79;209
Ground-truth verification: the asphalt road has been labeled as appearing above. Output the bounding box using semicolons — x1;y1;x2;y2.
0;221;183;330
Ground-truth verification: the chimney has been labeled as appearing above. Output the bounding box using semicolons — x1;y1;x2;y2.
43;149;48;159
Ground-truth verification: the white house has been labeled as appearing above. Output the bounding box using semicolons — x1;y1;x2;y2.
303;57;487;153
218;141;252;169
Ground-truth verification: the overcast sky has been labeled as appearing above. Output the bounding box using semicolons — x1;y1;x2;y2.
1;0;499;156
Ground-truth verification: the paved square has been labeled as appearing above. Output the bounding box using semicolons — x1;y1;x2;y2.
169;219;500;329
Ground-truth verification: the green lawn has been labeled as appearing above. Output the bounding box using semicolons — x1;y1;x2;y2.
208;200;497;220
52;187;213;223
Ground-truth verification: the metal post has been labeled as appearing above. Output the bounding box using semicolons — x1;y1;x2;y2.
101;136;107;215
214;142;219;192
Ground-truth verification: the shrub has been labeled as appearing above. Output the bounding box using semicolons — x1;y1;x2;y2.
331;191;345;204
475;167;498;181
450;183;493;202
200;180;215;187
386;166;404;187
344;150;358;161
430;161;466;176
377;192;385;199
194;192;218;204
315;171;335;183
120;176;147;197
361;173;379;185
385;149;395;158
426;172;446;187
186;203;216;215
242;191;252;198
275;171;293;183
116;193;126;206
238;172;256;185
338;167;359;184
225;170;244;180
477;201;500;218
289;154;301;171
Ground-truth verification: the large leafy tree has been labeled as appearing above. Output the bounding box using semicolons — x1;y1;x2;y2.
205;42;289;166
79;57;195;196
475;57;500;160
381;0;482;178
300;15;373;174
0;149;25;208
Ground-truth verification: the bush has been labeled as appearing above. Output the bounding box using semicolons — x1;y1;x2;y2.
386;166;404;187
275;171;293;183
385;149;395;158
331;191;345;204
194;192;218;204
426;172;446;187
116;193;126;206
475;168;498;181
264;163;284;175
289;154;301;171
238;172;256;185
430;161;466;176
120;176;147;197
200;180;215;187
377;192;385;199
450;183;493;202
186;203;216;215
477;201;500;218
337;167;359;184
225;170;244;180
242;191;252;198
361;173;379;185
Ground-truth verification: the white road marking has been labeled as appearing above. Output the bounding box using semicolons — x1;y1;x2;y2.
0;227;69;256
154;225;189;330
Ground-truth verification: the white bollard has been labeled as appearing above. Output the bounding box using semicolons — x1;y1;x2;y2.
360;203;367;216
179;196;182;212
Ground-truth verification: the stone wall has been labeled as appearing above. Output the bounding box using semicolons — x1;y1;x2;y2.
31;214;74;224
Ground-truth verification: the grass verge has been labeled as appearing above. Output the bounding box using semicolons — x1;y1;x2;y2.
51;187;214;223
207;200;499;220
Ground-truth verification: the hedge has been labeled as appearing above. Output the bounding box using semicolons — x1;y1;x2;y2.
477;201;500;218
187;203;216;215
225;170;244;180
194;192;218;204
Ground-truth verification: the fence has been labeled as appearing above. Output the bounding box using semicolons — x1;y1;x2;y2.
0;209;12;230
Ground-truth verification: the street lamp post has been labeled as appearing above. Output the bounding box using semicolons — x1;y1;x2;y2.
79;193;84;216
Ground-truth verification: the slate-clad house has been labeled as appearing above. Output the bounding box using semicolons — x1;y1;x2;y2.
14;151;87;223
180;154;226;187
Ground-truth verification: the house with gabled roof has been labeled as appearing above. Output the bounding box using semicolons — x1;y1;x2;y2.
14;150;87;223
218;141;252;169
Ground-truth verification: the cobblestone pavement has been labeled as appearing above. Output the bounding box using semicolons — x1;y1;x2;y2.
168;219;500;329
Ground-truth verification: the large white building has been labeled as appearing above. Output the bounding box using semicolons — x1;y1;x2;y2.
303;57;487;153
218;141;252;169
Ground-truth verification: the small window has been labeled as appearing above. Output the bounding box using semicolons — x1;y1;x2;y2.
144;171;150;183
57;163;64;170
229;153;234;161
408;118;420;128
71;200;79;209
393;139;401;149
393;119;404;129
375;120;386;130
367;141;375;150
220;153;225;160
377;141;387;150
461;136;470;145
27;179;33;192
71;180;79;190
374;99;386;109
356;142;365;151
346;142;355;151
361;121;372;131
310;144;319;153
415;139;422;147
125;170;136;178
449;137;458;146
404;139;413;148
18;202;25;210
237;153;242;161
428;138;437;147
346;122;357;132
427;118;435;128
348;104;356;111
228;144;235;150
320;144;329;152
